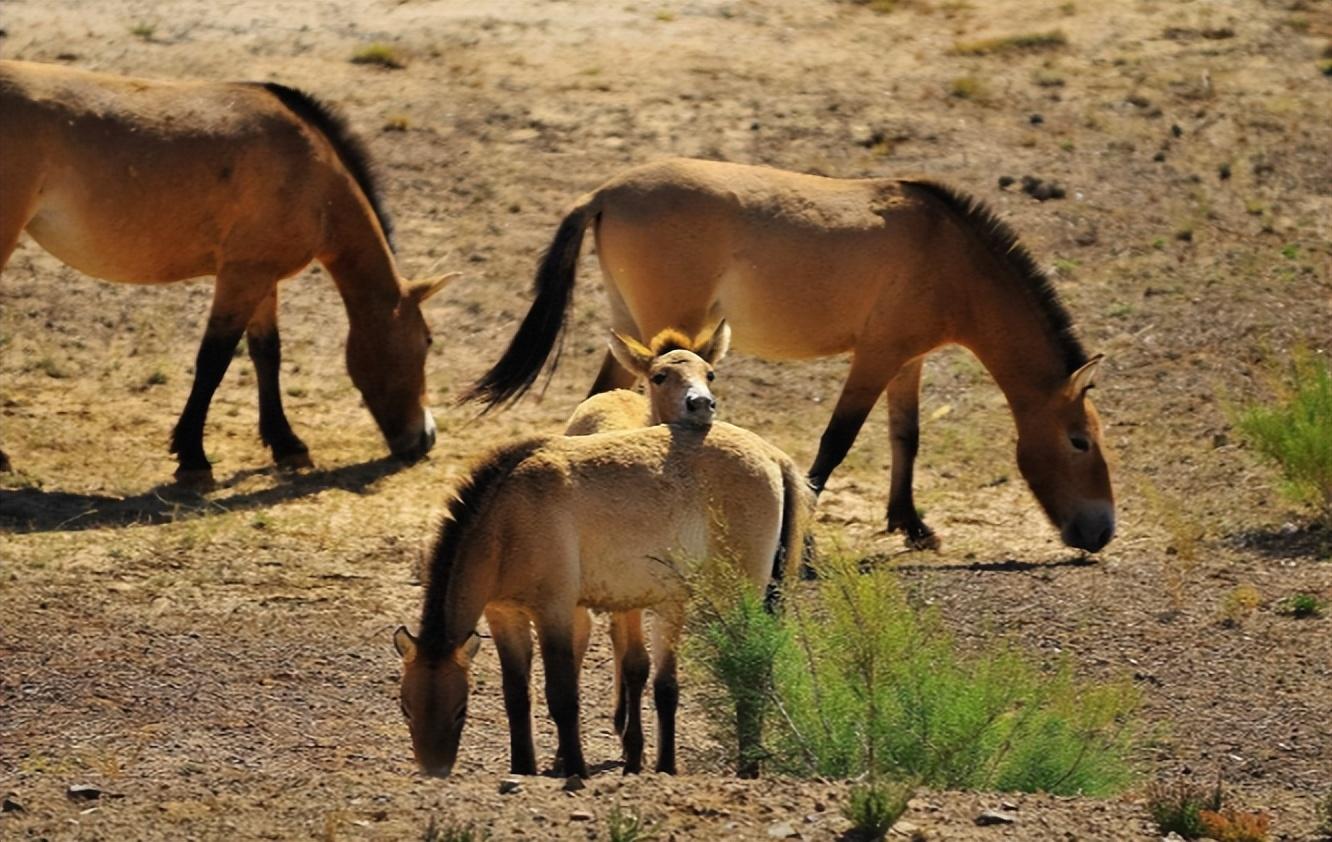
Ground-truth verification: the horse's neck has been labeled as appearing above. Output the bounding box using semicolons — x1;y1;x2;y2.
319;203;402;318
421;544;494;658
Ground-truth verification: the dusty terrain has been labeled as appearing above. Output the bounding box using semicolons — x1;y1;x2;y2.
2;0;1330;839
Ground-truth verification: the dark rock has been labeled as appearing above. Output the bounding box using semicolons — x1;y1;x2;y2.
499;777;522;795
2;796;23;813
997;175;1015;188
66;784;105;802
1218;162;1232;180
1029;113;1044;125
1171;123;1183;137
975;809;1018;826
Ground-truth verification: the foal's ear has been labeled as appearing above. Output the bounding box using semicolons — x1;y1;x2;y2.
454;633;482;668
405;272;462;304
394;626;419;663
1068;354;1105;396
609;331;655;378
695;320;732;366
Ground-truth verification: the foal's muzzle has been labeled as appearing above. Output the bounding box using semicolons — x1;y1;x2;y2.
684;391;716;425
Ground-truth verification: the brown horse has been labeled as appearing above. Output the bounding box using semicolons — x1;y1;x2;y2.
467;158;1114;552
0;60;453;479
393;421;807;779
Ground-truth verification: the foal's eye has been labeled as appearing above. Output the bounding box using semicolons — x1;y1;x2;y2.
651;372;667;385
706;371;716;381
1069;434;1091;452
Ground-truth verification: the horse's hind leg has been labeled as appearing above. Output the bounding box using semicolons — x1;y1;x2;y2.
885;357;940;550
245;289;312;469
806;348;903;493
650;606;684;775
610;610;649;773
170;266;273;480
487;606;538;775
0;169;41;473
536;621;589;778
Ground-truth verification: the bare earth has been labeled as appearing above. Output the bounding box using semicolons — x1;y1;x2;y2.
2;0;1330;839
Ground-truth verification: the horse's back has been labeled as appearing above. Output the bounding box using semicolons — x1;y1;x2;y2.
563;389;646;435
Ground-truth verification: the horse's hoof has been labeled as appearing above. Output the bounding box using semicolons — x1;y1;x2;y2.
905;530;942;551
276;451;314;471
0;452;12;473
173;467;216;490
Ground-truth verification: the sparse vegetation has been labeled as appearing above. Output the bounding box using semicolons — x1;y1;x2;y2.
607;805;660;842
952;30;1067;56
1275;592;1325;619
1146;776;1223;839
1237;350;1332;521
1199;807;1271;842
421;817;487;842
383;114;411;132
1315;789;1332;838
351;43;407;69
687;553;1139;793
129;21;156;40
1219;584;1262;627
842;780;913;841
949;75;985;100
851;0;899;12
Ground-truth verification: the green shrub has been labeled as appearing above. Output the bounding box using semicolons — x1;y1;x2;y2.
1275;592;1325;618
687;553;1139;793
422;817;487;842
1237;350;1332;521
607;805;659;842
1145;777;1223;839
842;780;913;840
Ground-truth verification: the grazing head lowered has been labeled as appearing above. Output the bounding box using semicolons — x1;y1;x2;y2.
1013;354;1115;552
609;321;731;427
393;626;481;777
345;274;455;460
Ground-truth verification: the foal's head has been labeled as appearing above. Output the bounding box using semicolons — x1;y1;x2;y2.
609;321;731;427
1014;355;1115;552
392;626;479;777
345;274;455;461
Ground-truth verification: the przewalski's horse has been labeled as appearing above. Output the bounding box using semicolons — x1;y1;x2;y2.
466;158;1115;553
393;422;807;779
0;60;454;479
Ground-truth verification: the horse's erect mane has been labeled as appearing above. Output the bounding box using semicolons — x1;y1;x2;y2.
904;180;1088;375
418;436;549;657
252;82;395;251
647;328;699;355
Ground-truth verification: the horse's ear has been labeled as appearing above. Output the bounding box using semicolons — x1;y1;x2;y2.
695;320;731;366
406;272;461;304
1068;354;1105;396
609;331;654;378
394;626;419;663
454;633;482;668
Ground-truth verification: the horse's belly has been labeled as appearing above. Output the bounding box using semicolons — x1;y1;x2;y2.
577;519;706;612
26;201;217;283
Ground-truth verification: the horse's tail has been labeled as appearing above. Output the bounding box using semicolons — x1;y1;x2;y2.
766;456;813;613
463;193;601;410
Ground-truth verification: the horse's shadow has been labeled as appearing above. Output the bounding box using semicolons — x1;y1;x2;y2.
0;457;407;534
862;552;1100;574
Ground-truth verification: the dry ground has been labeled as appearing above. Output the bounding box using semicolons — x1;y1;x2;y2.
2;0;1331;839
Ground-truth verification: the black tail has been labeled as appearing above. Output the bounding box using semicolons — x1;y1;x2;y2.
765;458;810;613
463;197;599;410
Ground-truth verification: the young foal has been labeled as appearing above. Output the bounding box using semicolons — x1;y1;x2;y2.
394;421;805;779
0;60;453;478
563;322;732;773
467;158;1115;553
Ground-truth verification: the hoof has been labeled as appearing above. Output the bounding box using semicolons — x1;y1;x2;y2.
0;451;12;473
173;467;216;490
276;451;314;471
904;529;941;551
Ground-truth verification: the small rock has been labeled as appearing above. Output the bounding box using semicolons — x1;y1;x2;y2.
66;784;104;802
1212;433;1229;448
768;821;800;838
1031;182;1056;201
562;775;585;792
1028;114;1044;125
975;810;1017;826
1153;151;1167;162
499;777;522;795
813;801;826;812
569;810;594;822
1020;175;1041;193
892;820;922;837
1171;124;1183;137
1000;800;1019;811
2;796;23;813
1218;162;1231;180
997;175;1015;189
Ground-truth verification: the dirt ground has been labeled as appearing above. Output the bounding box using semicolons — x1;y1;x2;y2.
2;0;1331;839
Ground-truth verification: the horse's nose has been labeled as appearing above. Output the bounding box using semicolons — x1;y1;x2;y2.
1061;506;1115;552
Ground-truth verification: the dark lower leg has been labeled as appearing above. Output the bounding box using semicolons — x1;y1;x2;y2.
619;640;650;774
170;327;246;473
539;632;587;778
885;359;938;548
247;328;309;465
653;652;679;774
491;615;537;775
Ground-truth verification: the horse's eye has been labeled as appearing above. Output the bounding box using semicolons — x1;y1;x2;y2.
651;372;667;385
1070;434;1090;452
425;334;434;347
706;371;716;381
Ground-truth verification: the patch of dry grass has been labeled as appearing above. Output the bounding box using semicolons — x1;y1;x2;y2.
351;43;406;69
952;30;1067;56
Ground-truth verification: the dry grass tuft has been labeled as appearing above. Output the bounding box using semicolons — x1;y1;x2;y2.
351;43;407;69
952;30;1067;56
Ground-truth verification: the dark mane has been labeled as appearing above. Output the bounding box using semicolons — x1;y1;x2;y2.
647;328;697;355
417;437;549;657
904;180;1088;375
253;82;395;250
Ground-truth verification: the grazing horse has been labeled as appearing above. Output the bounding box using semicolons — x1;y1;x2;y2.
0;60;453;479
466;158;1115;552
393;420;807;779
563;322;737;774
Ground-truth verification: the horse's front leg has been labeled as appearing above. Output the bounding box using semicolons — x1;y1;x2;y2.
536;622;588;779
170;267;272;481
885;358;939;550
806;349;902;493
486;607;538;775
246;288;312;470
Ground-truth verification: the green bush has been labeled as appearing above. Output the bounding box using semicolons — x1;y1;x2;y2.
1238;350;1332;521
687;553;1139;794
842;780;913;840
1275;592;1325;618
607;805;659;842
1144;777;1223;839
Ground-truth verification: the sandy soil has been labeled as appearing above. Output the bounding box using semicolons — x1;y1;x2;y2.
2;0;1331;839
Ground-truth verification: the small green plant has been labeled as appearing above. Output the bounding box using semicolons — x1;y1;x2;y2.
1275;592;1325;618
1281;243;1301;260
145;369;169;387
383;114;411;132
654;9;676;21
842;780;912;840
607;805;660;842
1237;350;1332;521
129;21;156;40
952;30;1067;56
1200;807;1271;842
351;43;407;69
949;75;985;100
421;817;487;842
1219;584;1262;627
1146;776;1223;839
1315;789;1332;837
